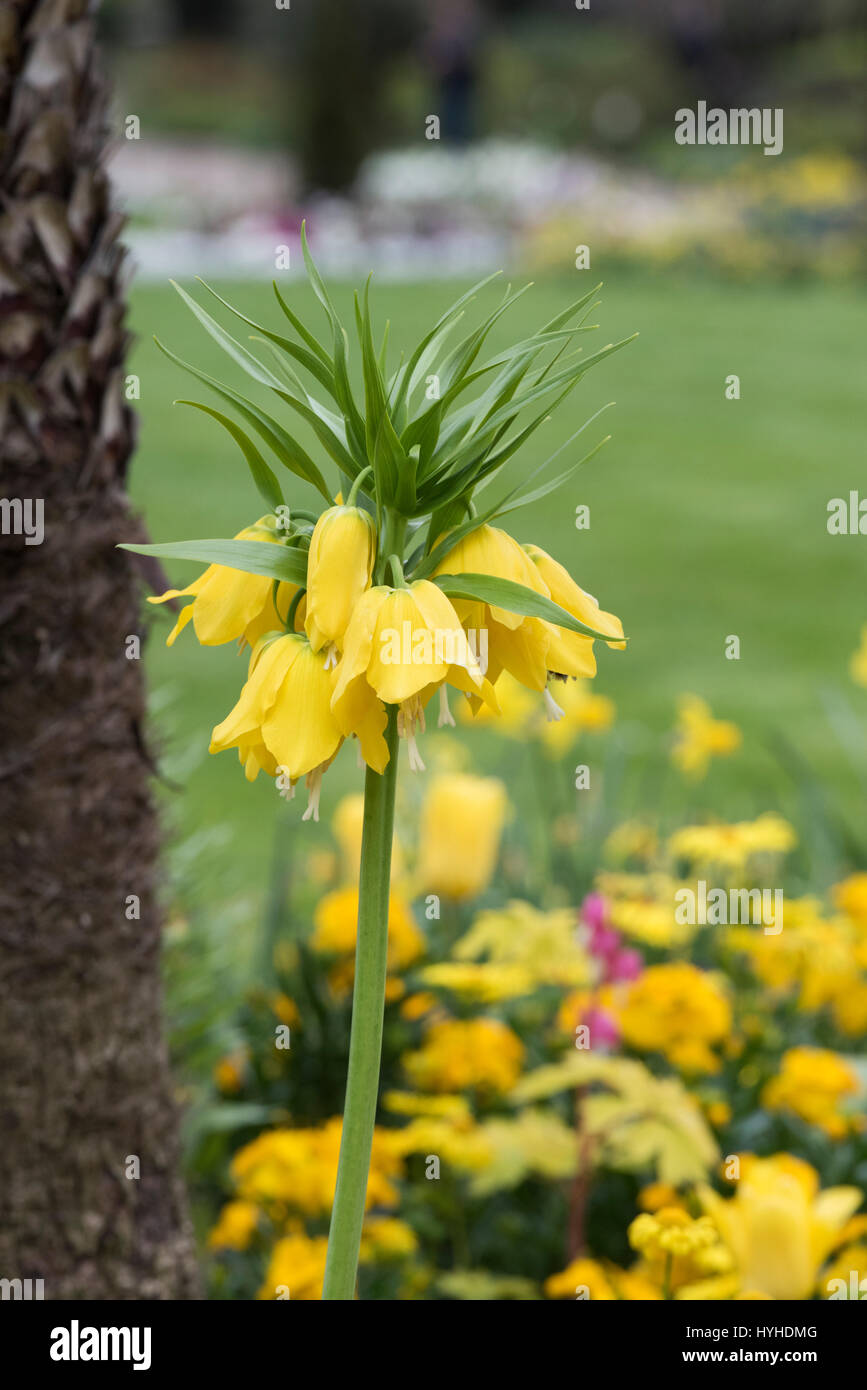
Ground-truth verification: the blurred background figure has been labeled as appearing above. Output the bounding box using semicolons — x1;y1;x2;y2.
424;0;485;144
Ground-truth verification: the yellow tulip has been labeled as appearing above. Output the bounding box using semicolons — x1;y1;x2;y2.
304;505;376;658
417;773;508;900
148;516;297;647
700;1154;862;1300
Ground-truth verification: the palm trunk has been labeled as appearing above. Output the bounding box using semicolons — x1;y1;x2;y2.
0;0;198;1299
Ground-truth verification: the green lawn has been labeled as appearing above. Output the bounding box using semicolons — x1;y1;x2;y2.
128;270;867;907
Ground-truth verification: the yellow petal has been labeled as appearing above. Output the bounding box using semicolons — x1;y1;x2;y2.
210;635;301;754
304;506;376;652
260;642;343;778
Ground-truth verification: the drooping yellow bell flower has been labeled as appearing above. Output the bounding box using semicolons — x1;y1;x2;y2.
331;580;491;770
416;773;509;901
148;516;297;648
304;504;377;660
524;543;624;678
210;633;349;818
699;1153;862;1300
433;524;555;693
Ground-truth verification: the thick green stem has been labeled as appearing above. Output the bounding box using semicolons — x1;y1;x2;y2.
322;706;399;1300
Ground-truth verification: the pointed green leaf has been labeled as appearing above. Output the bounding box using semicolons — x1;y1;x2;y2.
433;572;625;643
119;537;308;586
174;401;284;512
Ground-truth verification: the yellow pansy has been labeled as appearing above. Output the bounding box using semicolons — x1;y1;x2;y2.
208;1199;259;1251
617;963;731;1073
403;1017;525;1094
258;1232;329;1300
761;1047;860;1138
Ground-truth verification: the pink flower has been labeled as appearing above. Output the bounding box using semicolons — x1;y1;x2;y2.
581;1006;620;1051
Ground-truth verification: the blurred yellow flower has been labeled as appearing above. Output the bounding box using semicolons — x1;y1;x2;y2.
390;1114;494;1172
312;887;425;973
545;1257;661;1301
629;1207;720;1260
259;1232;329;1300
398;991;438;1022
457;670;535;734
359;1216;418;1262
331;792;403;885
208;1199;259;1251
699;1153;862;1300
417;773;508;901
231;1119;403;1216
270;993;301;1028
383;1091;472;1121
851;627;867;687
403;1017;524;1094
761;1047;860;1138
453;899;592;987
671;695;741;778
214;1051;246;1094
419;960;535;1002
617;963;731;1074
834;873;867;930
668;813;796;869
639;1182;684;1213
603;820;659;865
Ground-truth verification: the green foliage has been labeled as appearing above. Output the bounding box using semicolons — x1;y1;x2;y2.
123;229;633;637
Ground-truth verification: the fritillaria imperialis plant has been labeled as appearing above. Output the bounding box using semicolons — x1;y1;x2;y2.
124;227;633;1299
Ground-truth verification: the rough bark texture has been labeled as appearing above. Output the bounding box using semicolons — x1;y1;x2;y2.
0;0;199;1299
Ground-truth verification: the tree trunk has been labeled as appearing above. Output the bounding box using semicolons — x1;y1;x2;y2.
0;0;199;1299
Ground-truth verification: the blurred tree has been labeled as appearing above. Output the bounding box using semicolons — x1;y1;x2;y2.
297;0;420;192
0;0;198;1298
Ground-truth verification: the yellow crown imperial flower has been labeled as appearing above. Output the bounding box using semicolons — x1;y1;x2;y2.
148;516;298;648
332;579;492;772
209;633;352;819
122;238;635;1301
433;524;556;698
304;503;377;663
524;543;624;678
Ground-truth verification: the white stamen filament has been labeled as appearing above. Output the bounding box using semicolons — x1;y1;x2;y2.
438;686;455;728
543;686;566;723
302;767;323;822
407;734;426;773
323;643;338;670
